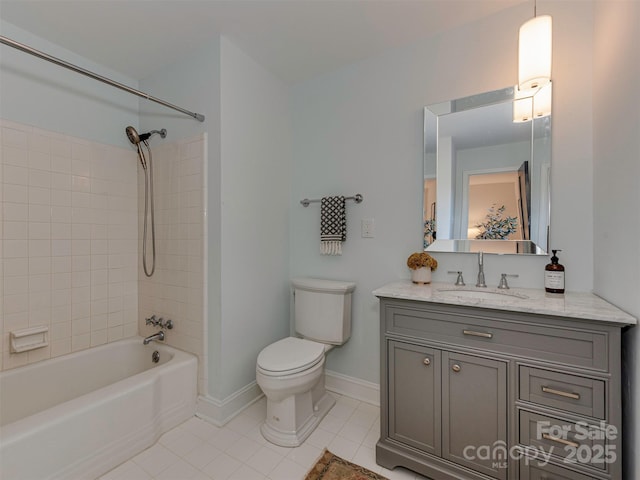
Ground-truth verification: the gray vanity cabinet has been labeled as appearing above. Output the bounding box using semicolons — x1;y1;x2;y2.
386;337;508;480
442;352;508;480
376;295;628;480
388;341;441;455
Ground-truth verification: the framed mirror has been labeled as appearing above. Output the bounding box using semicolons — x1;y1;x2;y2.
423;84;551;255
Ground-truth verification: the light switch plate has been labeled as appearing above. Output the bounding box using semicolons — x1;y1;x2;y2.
361;218;375;238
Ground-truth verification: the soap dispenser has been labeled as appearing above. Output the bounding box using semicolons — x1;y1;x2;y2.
545;249;565;294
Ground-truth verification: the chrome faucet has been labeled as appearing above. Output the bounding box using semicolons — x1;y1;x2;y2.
143;331;165;345
476;251;487;288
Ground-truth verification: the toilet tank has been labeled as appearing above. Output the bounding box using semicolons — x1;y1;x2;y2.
292;278;356;345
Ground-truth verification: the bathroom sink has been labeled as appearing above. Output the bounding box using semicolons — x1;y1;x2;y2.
436;288;529;302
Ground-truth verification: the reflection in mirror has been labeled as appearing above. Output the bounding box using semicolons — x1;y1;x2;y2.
423;84;551;255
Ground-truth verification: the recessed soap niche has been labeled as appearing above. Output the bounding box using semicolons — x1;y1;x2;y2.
10;326;49;353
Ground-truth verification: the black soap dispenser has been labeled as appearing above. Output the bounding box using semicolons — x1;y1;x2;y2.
545;249;565;294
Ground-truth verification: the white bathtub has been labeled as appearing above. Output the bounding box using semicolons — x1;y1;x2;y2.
0;337;197;480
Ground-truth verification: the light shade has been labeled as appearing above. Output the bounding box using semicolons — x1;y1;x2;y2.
513;95;533;123
533;82;552;118
518;15;552;90
513;82;552;123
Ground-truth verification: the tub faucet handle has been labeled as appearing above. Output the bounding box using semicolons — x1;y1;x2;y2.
447;270;466;286
161;318;173;330
145;315;157;326
498;273;519;289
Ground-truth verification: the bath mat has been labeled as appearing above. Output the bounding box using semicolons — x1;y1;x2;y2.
304;449;389;480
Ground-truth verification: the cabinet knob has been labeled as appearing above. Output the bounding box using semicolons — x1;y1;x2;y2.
423;358;431;366
452;364;461;372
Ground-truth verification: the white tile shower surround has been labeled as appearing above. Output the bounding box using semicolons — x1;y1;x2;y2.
136;134;207;394
101;394;427;480
1;119;138;371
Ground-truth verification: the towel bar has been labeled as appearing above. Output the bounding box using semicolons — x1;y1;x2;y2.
300;193;363;207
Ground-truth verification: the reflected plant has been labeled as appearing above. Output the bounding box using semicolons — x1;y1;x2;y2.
424;219;436;248
475;204;518;240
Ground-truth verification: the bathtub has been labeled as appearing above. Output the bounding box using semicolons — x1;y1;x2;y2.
0;337;197;480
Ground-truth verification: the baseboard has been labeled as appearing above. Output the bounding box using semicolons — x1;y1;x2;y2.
196;381;264;426
196;371;379;426
324;369;380;406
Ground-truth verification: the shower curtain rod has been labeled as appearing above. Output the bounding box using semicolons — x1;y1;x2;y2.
0;35;205;122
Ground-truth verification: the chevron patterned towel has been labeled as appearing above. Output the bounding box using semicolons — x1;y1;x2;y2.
320;196;346;255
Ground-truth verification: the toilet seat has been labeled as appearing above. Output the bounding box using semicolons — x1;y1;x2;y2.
257;337;324;376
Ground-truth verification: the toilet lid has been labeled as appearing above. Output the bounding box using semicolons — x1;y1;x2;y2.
257;337;324;375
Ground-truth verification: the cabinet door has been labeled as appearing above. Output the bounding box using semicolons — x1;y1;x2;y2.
388;341;441;456
442;351;508;480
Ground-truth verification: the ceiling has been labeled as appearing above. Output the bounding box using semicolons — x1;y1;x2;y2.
0;0;528;83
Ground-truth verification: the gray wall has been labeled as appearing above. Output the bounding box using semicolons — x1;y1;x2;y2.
2;3;637;470
138;36;293;401
217;37;292;398
0;21;138;147
592;2;640;479
290;1;596;384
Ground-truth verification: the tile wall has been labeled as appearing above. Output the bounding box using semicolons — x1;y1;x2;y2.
0;119;138;371
137;134;207;394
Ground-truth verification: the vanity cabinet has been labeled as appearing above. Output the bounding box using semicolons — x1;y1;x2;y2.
442;351;507;479
375;286;634;480
388;341;441;456
388;341;507;479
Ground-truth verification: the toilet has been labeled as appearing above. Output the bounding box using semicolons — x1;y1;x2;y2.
256;277;356;447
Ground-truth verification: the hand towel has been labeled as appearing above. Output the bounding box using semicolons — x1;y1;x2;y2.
320;196;346;255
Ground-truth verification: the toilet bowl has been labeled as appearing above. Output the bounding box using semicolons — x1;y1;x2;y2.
256;278;355;447
256;337;335;447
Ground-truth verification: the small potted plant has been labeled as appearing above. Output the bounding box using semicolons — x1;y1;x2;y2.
407;252;438;284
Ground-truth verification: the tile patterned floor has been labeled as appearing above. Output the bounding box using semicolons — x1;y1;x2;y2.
99;394;429;480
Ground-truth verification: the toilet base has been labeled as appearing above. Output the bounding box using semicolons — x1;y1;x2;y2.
260;390;335;447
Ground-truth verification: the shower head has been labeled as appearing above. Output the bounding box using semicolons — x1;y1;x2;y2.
125;126;140;145
125;126;167;145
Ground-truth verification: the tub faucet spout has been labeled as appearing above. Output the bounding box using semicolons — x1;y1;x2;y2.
143;331;165;345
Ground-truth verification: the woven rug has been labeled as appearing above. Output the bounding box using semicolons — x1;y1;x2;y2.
304;449;389;480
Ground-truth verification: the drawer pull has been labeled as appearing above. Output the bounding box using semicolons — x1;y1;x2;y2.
541;386;581;400
452;364;461;372
463;329;493;339
542;433;580;448
423;358;431;366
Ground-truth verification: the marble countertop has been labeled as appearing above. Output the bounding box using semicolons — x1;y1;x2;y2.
373;281;637;326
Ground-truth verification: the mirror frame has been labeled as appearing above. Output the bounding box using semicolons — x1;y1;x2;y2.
423;84;552;255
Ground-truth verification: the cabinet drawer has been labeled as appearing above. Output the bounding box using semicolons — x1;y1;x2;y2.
520;367;606;419
519;411;610;472
384;303;608;370
520;461;598;479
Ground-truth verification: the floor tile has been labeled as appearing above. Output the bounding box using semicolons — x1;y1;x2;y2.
201;452;242;480
327;435;361;461
245;446;286;475
285;442;322;468
102;392;391;480
267;458;308;480
224;436;264;463
337;421;370;444
154;459;201;480
228;464;266;480
133;444;182;477
183;442;223;470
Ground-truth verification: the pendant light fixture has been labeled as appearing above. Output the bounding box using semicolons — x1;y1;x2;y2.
513;90;533;123
518;0;552;90
513;81;552;123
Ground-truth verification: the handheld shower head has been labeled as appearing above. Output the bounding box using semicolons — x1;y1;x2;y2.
125;126;140;145
125;126;167;145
